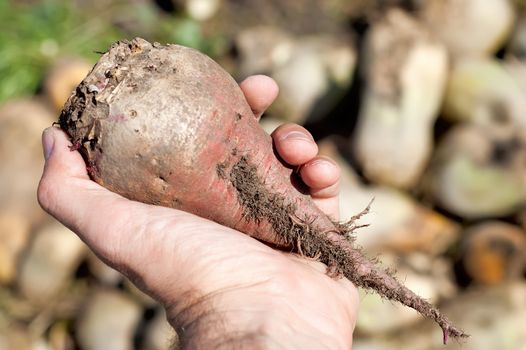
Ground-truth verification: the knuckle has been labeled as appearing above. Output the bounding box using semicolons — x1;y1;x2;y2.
272;123;302;136
37;176;59;213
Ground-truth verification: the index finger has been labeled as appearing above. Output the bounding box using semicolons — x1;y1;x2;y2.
239;75;279;120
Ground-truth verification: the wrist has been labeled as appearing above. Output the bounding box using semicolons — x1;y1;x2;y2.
166;280;353;349
167;288;272;349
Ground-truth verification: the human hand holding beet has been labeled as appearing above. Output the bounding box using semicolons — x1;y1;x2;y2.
38;75;359;348
43;38;467;346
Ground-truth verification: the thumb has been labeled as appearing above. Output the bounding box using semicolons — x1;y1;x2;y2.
37;127;263;307
37;127;224;305
40;126;90;180
38;127;153;267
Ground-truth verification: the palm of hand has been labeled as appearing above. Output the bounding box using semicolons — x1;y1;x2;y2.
38;76;358;348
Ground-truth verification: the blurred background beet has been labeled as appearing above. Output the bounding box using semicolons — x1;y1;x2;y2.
1;0;526;349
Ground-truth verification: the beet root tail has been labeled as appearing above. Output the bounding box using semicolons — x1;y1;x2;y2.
322;229;469;343
225;155;469;343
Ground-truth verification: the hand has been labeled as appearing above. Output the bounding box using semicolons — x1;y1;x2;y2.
38;75;359;349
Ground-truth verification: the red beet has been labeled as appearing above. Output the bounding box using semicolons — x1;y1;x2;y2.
59;38;467;343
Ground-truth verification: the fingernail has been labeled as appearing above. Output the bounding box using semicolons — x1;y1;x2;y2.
305;156;339;169
281;131;313;142
308;157;338;169
42;128;55;160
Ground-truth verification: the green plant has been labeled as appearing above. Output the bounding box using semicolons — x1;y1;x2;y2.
0;0;227;103
0;0;123;103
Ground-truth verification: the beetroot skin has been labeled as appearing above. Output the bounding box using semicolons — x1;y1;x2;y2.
59;38;467;343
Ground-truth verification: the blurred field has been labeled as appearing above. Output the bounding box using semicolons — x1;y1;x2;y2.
1;0;526;349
